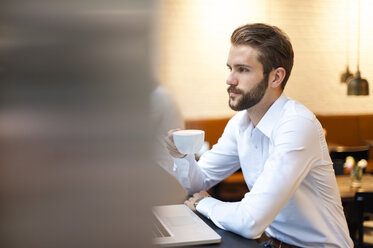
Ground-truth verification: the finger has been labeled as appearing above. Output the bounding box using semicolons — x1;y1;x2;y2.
200;190;209;197
164;135;180;152
202;191;211;197
184;200;194;210
186;196;196;205
164;136;178;151
164;135;176;148
194;191;205;198
167;128;182;140
165;144;183;157
164;135;186;158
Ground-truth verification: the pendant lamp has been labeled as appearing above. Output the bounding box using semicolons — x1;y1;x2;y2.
347;71;369;95
347;0;369;95
341;66;353;83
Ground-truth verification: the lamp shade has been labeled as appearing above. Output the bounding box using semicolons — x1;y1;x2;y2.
340;66;353;83
347;71;369;95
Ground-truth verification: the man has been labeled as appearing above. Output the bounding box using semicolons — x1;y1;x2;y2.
165;23;353;247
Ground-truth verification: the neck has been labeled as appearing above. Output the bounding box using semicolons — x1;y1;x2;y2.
246;102;272;127
247;92;281;127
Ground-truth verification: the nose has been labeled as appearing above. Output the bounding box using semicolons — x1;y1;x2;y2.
226;72;238;86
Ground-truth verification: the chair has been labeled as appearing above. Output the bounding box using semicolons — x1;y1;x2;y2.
354;192;373;247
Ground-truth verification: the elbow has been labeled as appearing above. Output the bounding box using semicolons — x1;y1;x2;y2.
233;212;268;239
236;212;266;239
238;223;264;239
219;217;265;240
242;228;264;239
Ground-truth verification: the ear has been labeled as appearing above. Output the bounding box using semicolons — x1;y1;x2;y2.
269;67;286;89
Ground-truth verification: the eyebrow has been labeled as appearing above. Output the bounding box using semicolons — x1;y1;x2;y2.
226;63;252;69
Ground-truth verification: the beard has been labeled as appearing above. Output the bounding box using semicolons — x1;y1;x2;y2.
228;74;269;111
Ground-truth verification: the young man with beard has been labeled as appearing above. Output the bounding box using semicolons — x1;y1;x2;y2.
165;23;353;247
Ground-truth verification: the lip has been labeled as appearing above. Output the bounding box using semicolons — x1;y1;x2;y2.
228;90;240;96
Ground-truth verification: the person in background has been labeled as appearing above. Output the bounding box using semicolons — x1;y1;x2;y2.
151;84;184;174
165;23;353;247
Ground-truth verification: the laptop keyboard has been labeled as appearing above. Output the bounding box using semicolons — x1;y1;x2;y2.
152;214;171;238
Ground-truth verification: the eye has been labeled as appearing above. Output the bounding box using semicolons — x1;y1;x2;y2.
238;67;249;73
227;66;232;72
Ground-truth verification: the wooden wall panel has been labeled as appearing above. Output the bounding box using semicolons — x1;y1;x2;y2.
358;115;373;142
186;115;373;147
184;115;373;198
316;115;361;146
184;118;231;147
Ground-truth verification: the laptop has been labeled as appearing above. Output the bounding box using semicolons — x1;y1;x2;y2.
152;204;221;247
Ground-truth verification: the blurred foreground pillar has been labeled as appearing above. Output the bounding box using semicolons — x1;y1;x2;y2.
0;1;154;247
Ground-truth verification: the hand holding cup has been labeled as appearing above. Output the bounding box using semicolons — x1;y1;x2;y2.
165;129;205;158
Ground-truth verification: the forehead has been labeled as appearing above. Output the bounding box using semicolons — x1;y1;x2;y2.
227;45;262;69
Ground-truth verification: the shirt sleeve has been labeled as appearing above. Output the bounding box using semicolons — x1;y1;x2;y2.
196;116;323;239
172;115;241;194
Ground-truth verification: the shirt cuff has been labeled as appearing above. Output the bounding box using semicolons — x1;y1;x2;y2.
195;197;222;219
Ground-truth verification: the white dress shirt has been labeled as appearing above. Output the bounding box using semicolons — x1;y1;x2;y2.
173;94;353;247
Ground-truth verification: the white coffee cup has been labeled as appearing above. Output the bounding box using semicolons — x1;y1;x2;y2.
173;129;205;154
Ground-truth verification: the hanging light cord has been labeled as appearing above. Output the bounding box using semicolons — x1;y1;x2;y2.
357;0;360;72
346;0;350;67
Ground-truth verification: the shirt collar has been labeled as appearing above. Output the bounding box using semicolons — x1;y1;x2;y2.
256;93;288;138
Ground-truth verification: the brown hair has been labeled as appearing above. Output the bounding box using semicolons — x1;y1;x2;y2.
231;23;294;89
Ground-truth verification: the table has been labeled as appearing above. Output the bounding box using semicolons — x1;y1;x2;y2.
364;140;373;172
329;143;370;153
328;142;373;173
336;174;373;241
336;174;373;202
192;212;262;248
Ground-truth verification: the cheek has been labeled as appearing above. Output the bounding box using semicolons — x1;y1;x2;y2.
239;75;260;89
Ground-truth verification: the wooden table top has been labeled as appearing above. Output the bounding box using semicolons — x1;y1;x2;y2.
336;174;373;201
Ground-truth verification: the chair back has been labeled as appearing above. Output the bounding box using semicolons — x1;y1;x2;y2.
330;145;370;175
355;192;373;247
